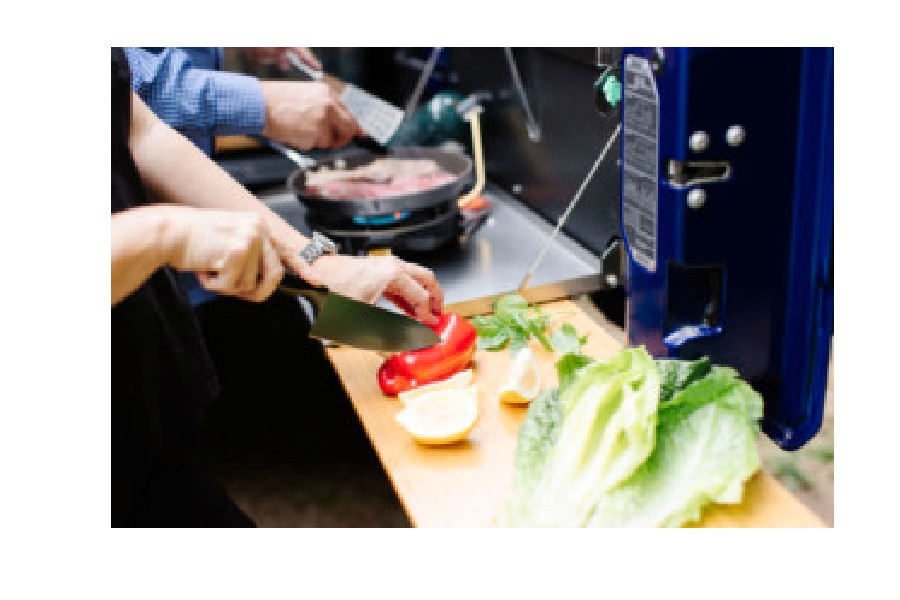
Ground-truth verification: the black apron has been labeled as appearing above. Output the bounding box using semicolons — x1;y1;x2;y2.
110;47;252;527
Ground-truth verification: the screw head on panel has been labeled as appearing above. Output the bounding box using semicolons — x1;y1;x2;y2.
689;131;710;152
726;125;746;147
687;188;706;209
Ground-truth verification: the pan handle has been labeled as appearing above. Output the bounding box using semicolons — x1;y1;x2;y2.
255;136;317;169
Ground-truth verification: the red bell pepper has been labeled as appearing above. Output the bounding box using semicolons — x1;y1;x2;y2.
377;312;477;396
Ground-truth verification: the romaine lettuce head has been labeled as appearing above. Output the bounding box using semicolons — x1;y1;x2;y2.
500;347;660;527
500;349;764;528
587;366;763;527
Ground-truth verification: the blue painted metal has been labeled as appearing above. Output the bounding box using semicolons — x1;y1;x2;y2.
621;47;834;450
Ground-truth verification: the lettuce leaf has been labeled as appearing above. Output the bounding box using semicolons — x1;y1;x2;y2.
500;347;763;528
586;367;763;527
656;356;712;404
555;352;594;394
501;347;660;526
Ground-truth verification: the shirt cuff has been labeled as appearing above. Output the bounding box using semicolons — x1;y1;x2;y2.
209;71;266;136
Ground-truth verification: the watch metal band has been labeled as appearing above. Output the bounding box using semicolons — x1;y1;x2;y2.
299;231;338;264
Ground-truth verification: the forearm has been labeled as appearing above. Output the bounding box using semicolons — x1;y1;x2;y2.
128;93;308;252
111;205;178;305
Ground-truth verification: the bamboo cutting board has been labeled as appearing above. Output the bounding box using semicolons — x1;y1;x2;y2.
325;299;825;528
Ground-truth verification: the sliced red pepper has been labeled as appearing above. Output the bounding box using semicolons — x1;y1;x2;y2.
377;312;477;396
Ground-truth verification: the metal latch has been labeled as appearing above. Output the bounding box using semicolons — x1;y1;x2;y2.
667;160;731;188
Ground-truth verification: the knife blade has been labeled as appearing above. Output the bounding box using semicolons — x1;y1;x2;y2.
277;272;441;352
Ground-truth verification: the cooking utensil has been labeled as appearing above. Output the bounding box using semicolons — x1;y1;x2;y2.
287;51;404;146
287;146;473;218
258;137;315;169
278;272;440;352
457;107;485;209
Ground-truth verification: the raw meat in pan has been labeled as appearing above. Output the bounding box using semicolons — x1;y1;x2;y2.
307;173;456;200
303;158;455;200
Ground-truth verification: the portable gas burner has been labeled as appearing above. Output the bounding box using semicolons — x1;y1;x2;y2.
287;146;490;256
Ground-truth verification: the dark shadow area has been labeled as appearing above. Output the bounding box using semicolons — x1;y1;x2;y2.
195;294;411;527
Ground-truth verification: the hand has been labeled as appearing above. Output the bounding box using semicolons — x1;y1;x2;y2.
281;252;444;325
240;47;322;72
167;207;284;303
259;80;363;150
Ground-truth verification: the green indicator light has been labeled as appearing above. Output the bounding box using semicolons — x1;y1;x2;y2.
602;75;622;107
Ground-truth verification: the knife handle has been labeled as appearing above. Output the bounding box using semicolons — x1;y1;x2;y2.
277;272;329;312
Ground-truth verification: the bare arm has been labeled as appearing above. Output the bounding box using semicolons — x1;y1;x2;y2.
112;95;287;307
117;92;443;322
111;205;175;305
111;203;283;307
128;92;310;258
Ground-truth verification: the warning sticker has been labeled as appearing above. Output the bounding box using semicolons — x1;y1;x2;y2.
622;55;659;272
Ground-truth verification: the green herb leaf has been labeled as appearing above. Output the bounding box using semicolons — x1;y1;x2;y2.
530;320;554;352
495;294;529;317
508;327;530;354
550;323;584;355
555;352;594;393
477;331;509;351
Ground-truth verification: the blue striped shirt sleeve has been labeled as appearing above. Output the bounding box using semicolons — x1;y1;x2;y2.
125;47;266;138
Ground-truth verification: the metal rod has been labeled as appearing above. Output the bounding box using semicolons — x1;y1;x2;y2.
503;48;541;142
404;47;442;120
517;123;622;292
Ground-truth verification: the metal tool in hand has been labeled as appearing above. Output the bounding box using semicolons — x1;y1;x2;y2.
278;272;440;352
517;122;622;292
286;51;404;146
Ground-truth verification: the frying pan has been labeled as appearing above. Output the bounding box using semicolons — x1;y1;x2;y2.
286;146;474;218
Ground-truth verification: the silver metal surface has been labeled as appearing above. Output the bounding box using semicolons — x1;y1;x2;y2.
286;51;324;80
259;184;606;317
689;131;710;152
312;291;440;352
517;123;621;292
687;187;707;209
277;278;441;352
726;124;746;147
287;50;402;146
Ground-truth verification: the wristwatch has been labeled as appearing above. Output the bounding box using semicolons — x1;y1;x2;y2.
299;231;338;264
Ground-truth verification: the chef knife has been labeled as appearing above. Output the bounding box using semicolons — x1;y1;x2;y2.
277;272;441;352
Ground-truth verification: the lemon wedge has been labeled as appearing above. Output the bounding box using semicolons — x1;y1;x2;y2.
397;369;474;406
497;346;542;404
395;387;478;445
